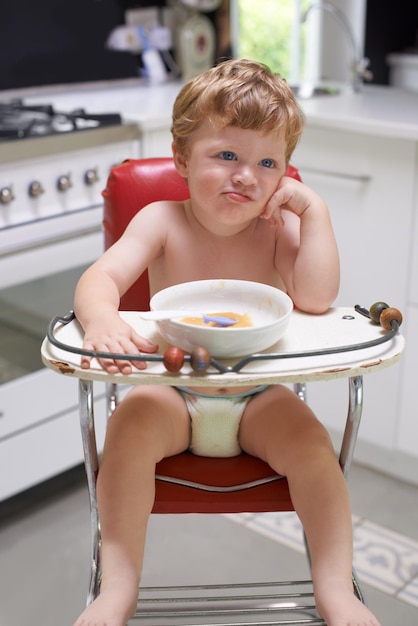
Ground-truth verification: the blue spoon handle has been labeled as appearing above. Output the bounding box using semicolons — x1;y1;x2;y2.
202;314;237;327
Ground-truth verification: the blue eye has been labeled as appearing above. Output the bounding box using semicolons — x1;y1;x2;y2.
219;151;236;161
260;158;274;168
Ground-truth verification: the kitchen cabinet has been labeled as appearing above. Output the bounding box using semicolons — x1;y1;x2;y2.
408;160;418;305
396;153;418;465
293;125;418;484
139;126;173;158
397;303;418;461
293;128;415;307
0;372;107;501
0;120;141;502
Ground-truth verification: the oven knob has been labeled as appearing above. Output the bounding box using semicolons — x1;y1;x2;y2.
0;186;15;205
84;167;99;186
28;180;45;198
57;173;73;192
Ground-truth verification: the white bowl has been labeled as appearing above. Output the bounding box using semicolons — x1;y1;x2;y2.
149;279;293;358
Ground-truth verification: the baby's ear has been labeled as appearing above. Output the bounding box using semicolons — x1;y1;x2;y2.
172;143;188;177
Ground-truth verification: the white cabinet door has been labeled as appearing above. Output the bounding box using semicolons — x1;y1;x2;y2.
293;127;415;309
396;151;418;472
140;128;173;158
0;386;108;501
408;156;418;304
396;304;418;459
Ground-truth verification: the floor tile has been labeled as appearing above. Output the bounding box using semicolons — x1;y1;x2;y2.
226;511;306;553
354;520;418;600
399;576;418;608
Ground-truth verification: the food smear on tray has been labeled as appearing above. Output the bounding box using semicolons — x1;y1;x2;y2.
181;312;253;328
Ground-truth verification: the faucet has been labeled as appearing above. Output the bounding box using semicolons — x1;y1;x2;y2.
301;1;372;92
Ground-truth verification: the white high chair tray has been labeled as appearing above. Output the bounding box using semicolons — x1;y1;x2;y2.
41;307;404;387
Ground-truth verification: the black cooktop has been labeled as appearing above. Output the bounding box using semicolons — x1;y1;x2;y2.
0;99;122;141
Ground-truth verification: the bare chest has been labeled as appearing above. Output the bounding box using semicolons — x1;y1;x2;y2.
149;224;284;294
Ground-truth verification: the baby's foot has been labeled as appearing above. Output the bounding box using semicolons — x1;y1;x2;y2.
73;579;138;626
316;586;381;626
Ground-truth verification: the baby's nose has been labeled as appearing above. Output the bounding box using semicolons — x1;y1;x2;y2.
232;165;256;185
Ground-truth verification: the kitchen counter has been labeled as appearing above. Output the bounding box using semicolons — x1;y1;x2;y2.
17;79;418;141
299;84;418;140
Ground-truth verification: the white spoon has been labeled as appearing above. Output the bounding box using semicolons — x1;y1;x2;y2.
138;310;238;327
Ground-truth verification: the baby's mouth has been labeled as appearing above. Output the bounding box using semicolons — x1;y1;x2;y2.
225;190;252;203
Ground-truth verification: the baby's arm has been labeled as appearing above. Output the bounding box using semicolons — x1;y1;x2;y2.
74;267;158;374
73;202;169;373
261;176;340;313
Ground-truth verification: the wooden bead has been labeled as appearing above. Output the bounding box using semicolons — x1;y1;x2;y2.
163;346;185;372
190;346;211;373
369;301;389;324
379;307;403;330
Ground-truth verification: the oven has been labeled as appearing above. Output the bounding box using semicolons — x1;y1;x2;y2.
0;100;140;500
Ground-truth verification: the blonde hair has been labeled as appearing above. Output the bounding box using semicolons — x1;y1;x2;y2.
171;58;305;165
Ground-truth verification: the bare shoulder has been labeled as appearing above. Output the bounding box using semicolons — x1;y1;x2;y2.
99;200;189;283
126;200;187;233
130;199;185;220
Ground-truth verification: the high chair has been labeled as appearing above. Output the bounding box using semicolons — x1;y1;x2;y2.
57;157;397;624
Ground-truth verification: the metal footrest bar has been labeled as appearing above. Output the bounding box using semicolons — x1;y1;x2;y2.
134;580;326;625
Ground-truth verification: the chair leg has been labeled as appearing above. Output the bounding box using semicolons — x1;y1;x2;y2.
79;379;102;605
106;382;119;418
293;381;307;403
339;376;363;476
299;376;366;605
78;382;122;605
295;376;364;477
342;377;367;602
352;567;366;603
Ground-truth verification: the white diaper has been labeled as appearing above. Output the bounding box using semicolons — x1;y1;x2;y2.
177;386;269;457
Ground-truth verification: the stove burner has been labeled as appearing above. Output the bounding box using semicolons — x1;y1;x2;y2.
0;99;122;141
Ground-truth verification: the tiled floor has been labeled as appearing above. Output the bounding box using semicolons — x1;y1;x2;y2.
226;511;418;608
0;462;417;626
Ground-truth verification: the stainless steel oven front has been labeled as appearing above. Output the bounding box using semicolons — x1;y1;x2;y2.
0;124;139;501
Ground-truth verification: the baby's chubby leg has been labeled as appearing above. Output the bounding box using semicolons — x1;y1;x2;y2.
73;385;191;626
239;385;381;626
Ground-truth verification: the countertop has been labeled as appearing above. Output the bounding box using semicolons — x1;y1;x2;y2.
6;78;418;141
299;84;418;140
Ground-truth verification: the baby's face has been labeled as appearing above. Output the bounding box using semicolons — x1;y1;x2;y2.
176;120;287;235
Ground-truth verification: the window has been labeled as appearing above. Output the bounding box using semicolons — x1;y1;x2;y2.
232;0;311;84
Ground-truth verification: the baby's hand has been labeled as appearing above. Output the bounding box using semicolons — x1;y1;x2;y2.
81;312;159;374
259;176;320;227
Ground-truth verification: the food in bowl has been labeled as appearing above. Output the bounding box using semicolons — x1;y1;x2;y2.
149;279;293;359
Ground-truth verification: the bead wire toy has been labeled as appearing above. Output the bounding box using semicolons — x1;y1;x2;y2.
46;303;402;375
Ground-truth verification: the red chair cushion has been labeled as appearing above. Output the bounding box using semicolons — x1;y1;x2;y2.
153;452;292;514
